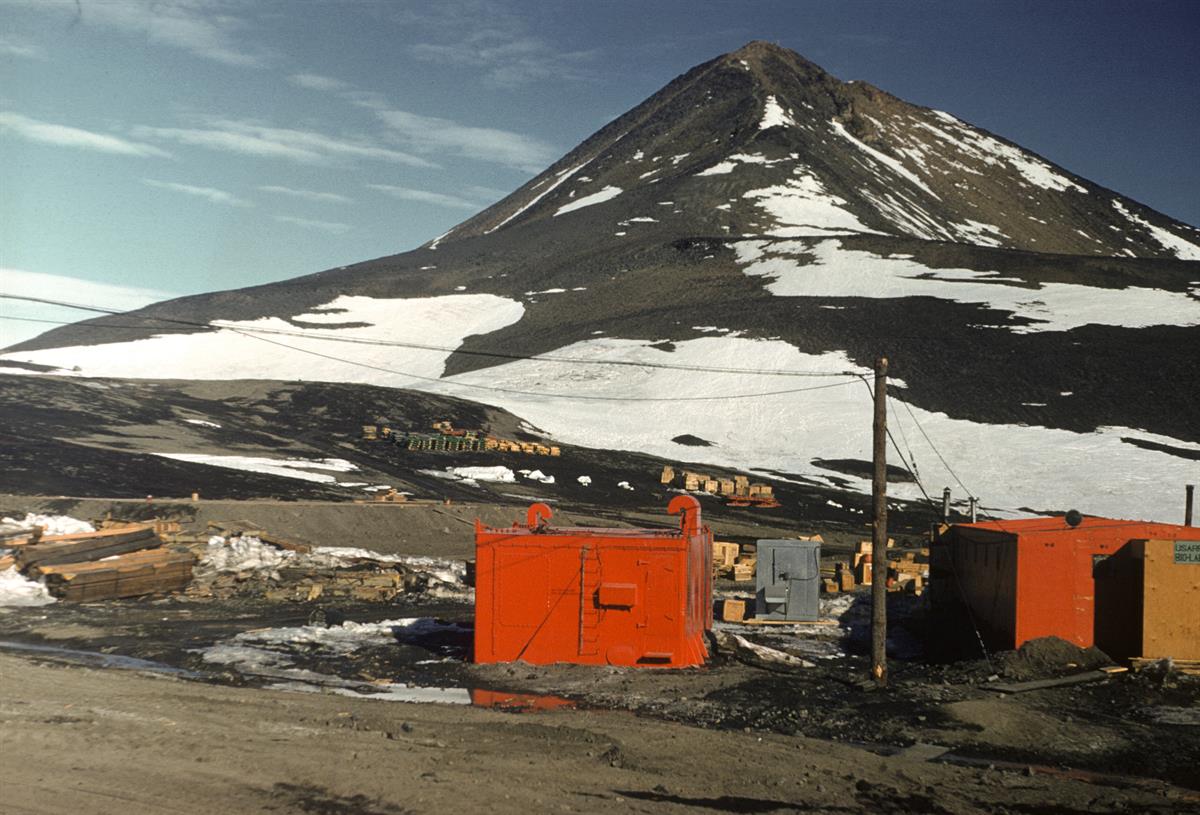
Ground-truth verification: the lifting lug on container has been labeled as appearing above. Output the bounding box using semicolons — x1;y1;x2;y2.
526;502;553;531
668;494;702;537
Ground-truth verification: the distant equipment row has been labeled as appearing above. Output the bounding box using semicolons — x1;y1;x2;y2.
361;421;561;456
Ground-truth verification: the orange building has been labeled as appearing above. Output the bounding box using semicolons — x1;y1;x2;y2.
934;516;1199;654
473;497;712;668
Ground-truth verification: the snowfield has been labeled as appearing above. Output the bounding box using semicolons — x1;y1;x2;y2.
152;454;358;484
1;282;1197;520
2;294;525;385
735;239;1200;333
428;337;1199;522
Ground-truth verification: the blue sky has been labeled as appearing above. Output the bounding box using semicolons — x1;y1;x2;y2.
2;0;1197;345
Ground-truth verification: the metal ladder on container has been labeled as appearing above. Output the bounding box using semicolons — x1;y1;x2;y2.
578;544;601;658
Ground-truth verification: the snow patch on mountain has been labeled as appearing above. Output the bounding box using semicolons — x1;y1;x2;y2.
490;161;589;232
759;96;798;130
743;170;880;237
918;113;1086;194
1;294;525;384
555;185;622;216
1111;199;1200;260
735;239;1200;332
697;153;782;176
829;119;937;197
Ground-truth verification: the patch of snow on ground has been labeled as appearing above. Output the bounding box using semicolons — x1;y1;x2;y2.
617;481;634;491
421;466;516;486
196;535;294;578
521;469;555;484
1;294;525;385
555;185;622;216
577;475;591;486
1112;200;1200;260
153;454;357;484
1;513;94;536
0;567;56;607
736;239;1200;333
184;419;221;428
431;335;1198;521
743;169;880;237
203;618;473;702
759;95;798;130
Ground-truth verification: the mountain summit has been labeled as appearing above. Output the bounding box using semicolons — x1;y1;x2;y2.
444;41;1200;260
3;43;1198;523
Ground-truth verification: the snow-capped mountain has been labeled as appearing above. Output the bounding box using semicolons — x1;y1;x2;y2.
4;42;1198;523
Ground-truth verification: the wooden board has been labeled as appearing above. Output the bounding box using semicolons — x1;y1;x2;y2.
18;528;161;570
984;671;1110;694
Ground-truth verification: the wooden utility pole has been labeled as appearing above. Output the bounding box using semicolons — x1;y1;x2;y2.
871;356;889;689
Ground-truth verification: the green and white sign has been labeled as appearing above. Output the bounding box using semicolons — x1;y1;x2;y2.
1175;540;1200;564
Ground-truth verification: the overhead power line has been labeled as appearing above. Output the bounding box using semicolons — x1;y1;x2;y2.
227;327;863;402
0;293;858;380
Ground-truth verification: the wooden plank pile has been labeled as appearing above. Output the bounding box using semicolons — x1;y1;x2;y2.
12;522;196;602
662;467;779;507
264;565;417;603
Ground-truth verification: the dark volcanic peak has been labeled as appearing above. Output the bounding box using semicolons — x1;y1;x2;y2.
441;42;1200;261
2;43;1199;525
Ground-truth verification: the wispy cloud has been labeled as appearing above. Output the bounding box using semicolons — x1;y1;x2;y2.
258;185;352;204
143;178;251;207
133;118;438;168
272;215;352;234
285;57;557;172
288;73;348;92
368;184;481;211
0;111;171;157
370;107;556;173
14;0;267;67
395;2;596;87
0;35;45;60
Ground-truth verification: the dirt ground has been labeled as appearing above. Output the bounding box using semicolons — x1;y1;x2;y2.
2;497;1198;814
2;651;1197;815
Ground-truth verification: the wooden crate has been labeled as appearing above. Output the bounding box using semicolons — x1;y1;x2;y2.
721;598;748;622
712;541;740;568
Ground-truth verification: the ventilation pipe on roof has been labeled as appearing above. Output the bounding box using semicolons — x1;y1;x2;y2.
1187;484;1195;527
942;487;951;523
969;496;978;523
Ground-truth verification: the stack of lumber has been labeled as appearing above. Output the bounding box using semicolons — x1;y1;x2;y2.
31;547;196;602
264;566;417;603
15;523;196;602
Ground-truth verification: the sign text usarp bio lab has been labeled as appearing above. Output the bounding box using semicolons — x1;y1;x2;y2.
1175;540;1200;565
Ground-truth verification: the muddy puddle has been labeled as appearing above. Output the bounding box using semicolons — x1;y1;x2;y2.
0;597;584;716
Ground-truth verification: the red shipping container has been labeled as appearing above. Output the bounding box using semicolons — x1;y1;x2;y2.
473;496;712;667
936;516;1198;650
